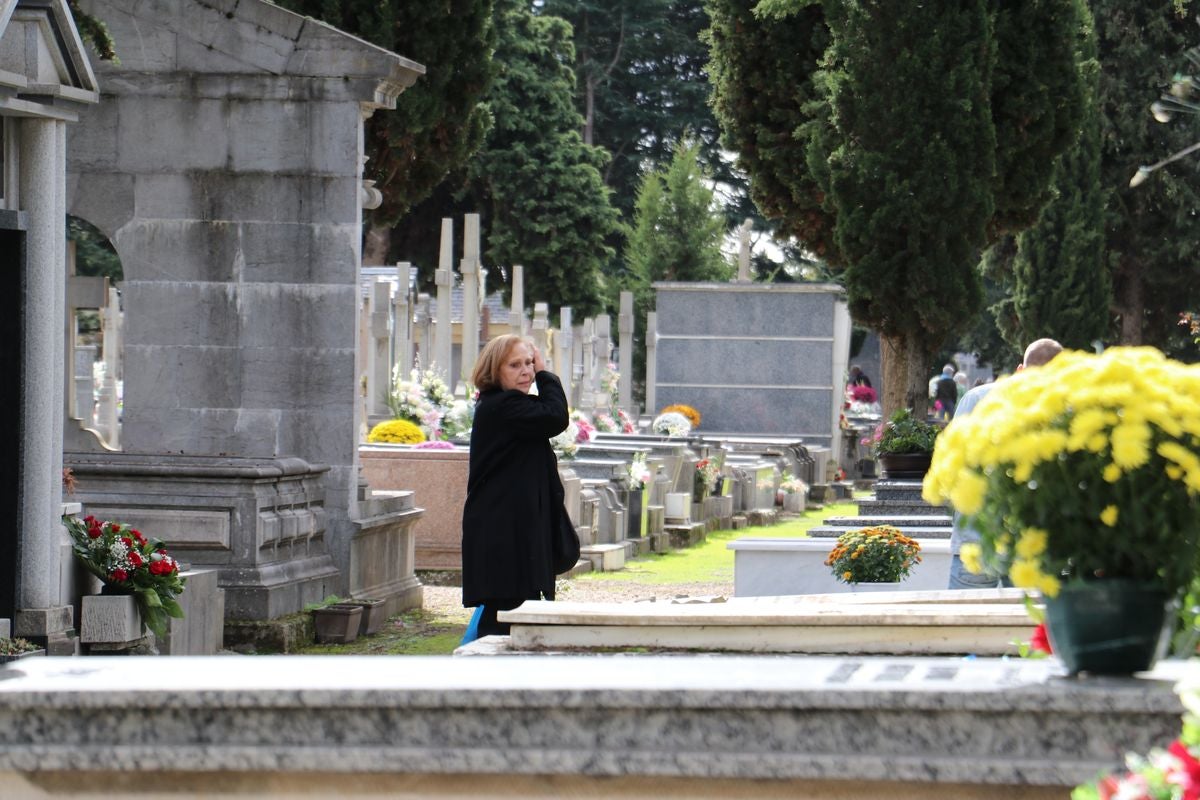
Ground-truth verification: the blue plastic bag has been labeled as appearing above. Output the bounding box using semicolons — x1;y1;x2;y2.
460;605;484;646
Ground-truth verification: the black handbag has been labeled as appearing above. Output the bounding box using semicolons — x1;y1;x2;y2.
553;507;580;574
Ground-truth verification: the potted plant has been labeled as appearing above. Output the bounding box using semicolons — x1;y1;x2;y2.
923;347;1200;675
63;515;187;640
869;408;940;478
825;525;922;587
0;637;45;663
310;598;363;644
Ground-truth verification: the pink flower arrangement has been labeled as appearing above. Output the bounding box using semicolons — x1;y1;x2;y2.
414;440;456;450
575;418;596;444
849;384;877;403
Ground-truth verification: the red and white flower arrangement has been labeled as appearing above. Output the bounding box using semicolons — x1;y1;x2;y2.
64;515;187;638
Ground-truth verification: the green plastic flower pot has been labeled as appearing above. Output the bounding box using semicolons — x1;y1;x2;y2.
1044;579;1172;676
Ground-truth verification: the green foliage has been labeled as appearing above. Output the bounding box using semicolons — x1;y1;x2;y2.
986;0;1088;239
622;139;730;392
68;217;121;284
1092;0;1200;348
998;1;1111;354
464;0;622;316
68;0;117;62
705;0;838;260
872;408;940;456
822;0;993;354
0;637;40;656
273;0;496;226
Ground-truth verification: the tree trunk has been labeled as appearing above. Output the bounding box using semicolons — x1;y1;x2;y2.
905;342;929;419
880;333;905;420
1113;258;1144;345
363;222;391;266
583;77;595;146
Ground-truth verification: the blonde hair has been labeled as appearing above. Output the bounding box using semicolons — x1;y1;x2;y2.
472;334;532;391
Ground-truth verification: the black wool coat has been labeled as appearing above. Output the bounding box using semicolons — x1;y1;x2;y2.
461;370;573;608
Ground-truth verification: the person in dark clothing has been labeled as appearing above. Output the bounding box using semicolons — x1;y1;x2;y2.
934;364;958;420
848;364;872;388
461;334;575;638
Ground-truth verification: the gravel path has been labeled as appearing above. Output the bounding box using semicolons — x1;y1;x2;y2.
420;576;735;620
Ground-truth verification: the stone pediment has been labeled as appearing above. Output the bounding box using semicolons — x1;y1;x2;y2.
79;0;424;111
0;0;99;118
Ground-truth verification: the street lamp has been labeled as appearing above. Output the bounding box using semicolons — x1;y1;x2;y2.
1130;44;1200;187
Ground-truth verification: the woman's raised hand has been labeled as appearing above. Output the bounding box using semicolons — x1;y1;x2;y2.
532;345;546;373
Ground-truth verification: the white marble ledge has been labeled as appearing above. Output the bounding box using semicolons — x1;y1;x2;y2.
501;599;1032;627
0;655;1187;714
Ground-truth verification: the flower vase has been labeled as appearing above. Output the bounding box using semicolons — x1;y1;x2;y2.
1044;579;1173;675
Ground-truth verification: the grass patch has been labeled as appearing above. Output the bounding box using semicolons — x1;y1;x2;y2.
572;499;859;587
292;607;467;656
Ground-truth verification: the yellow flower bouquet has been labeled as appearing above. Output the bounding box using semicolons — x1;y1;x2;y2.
922;347;1200;599
825;525;921;585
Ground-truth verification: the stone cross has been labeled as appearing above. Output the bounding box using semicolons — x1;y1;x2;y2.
578;318;595;412
509;264;526;336
460;213;481;387
737;218;753;282
414;293;433;370
531;302;549;360
593;314;611;412
558;306;573;386
617;291;634;414
434;218;454;379
393;262;413;378
367;277;391;418
645;310;658;413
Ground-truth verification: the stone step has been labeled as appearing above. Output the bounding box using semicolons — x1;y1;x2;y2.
855;499;948;516
665;522;708;550
822;515;951;529
868;480;927;503
808;525;952;540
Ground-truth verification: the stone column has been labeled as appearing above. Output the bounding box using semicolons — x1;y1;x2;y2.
16;116;70;637
367;278;391;418
459;214;481;387
645;310;658;414
434;219;454;378
393;262;413;378
618;292;634;414
593;314;611;412
96;287;122;448
510;264;525;336
558;307;573;386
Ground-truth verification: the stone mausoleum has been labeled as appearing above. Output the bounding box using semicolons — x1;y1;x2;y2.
62;0;427;633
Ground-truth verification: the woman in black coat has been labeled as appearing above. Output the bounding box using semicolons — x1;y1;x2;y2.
461;334;575;637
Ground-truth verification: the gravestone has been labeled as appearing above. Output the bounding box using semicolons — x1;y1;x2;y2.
652;282;851;455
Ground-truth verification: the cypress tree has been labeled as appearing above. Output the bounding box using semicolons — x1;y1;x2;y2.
822;0;995;410
999;0;1110;353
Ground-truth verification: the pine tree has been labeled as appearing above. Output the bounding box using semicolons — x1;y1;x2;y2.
623;139;731;394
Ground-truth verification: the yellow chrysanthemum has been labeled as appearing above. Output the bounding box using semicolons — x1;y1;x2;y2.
959;543;983;575
1102;463;1122;483
1015;528;1048;559
1110;422;1152;469
948;471;988;515
1037;574;1061;598
1099;505;1118;527
1009;558;1043;590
